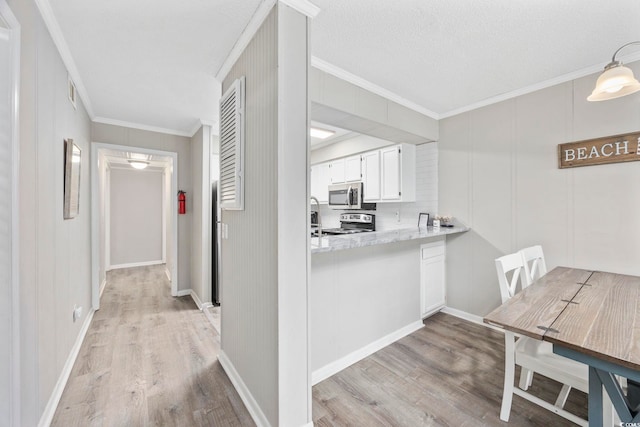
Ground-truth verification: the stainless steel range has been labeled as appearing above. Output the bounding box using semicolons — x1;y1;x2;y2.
321;213;375;235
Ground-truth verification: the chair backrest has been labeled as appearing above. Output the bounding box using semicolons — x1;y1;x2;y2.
495;253;525;304
519;245;547;287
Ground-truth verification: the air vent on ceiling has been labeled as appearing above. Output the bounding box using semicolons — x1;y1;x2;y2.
219;76;245;210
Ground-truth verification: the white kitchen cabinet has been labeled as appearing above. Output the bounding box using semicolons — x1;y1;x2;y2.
380;144;415;202
361;150;380;201
310;162;331;203
329;156;360;184
344;155;361;182
329;159;345;184
420;239;445;318
380;146;400;200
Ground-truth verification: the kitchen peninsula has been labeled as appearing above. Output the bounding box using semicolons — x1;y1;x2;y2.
310;223;469;384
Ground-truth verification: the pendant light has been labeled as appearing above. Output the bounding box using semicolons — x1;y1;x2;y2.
588;41;640;101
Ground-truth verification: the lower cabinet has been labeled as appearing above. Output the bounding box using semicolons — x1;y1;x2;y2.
420;239;445;318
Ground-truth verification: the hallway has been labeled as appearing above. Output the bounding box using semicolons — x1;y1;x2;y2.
51;265;254;426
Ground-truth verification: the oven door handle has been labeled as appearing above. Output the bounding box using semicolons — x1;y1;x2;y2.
347;186;354;207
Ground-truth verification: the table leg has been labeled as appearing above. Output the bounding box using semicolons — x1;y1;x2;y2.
589;366;604;427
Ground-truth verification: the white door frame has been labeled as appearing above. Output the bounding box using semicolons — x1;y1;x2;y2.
1;1;20;425
91;142;179;309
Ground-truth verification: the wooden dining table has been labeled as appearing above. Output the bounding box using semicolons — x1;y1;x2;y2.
484;266;640;427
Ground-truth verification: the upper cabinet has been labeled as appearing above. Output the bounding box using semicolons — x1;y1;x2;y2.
311;162;331;203
381;146;401;200
329;155;361;184
311;143;415;204
361;150;380;201
329;158;345;184
344;156;362;182
377;144;415;202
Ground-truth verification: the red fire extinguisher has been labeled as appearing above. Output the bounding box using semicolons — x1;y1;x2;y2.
178;191;186;215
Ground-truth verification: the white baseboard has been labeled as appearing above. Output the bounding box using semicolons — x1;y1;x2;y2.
109;260;164;270
441;306;504;333
311;320;424;385
38;308;95;427
190;290;203;310
175;289;191;297
218;350;271;427
99;278;107;298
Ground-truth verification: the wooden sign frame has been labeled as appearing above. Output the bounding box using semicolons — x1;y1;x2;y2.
558;131;640;169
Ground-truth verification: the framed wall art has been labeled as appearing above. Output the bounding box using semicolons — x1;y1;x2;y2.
63;139;81;219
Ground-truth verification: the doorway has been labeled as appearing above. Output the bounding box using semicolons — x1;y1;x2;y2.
91;143;178;309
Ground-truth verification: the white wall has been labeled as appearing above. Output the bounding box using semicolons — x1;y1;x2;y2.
109;167;163;267
0;20;15;425
220;3;311;425
318;141;439;230
9;0;93;424
439;61;640;317
190;125;212;304
91;122;192;291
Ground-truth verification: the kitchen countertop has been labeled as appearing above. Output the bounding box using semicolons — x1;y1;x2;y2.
311;223;469;254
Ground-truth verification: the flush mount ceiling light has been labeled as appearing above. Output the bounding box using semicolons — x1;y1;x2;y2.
128;160;149;170
310;126;335;140
588;41;640;101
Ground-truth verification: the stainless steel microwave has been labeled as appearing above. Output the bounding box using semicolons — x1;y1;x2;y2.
328;182;361;209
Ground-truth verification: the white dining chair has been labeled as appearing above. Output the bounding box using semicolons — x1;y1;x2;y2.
495;252;589;426
516;245;548;392
519;245;547;287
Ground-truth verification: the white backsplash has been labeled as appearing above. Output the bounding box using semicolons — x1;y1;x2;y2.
317;142;439;231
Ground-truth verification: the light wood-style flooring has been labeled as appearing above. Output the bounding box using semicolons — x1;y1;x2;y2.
52;266;586;426
51;265;254;427
313;312;587;426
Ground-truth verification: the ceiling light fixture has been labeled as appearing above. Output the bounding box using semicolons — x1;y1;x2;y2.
588;41;640;101
310;127;335;140
128;160;149;170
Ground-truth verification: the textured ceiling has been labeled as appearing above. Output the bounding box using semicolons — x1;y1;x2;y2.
311;0;640;116
47;0;640;135
49;0;263;135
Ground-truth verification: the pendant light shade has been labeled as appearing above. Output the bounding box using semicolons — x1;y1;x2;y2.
588;41;640;102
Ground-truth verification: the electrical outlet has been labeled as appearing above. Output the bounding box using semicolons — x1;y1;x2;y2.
72;305;82;322
395;211;401;223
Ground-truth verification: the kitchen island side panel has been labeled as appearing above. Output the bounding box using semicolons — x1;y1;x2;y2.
310;239;421;373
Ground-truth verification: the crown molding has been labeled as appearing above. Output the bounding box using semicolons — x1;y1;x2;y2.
187;119;217;138
214;0;319;82
34;0;95;118
311;56;441;120
440;54;640;119
280;0;320;18
93;117;193;138
215;0;277;82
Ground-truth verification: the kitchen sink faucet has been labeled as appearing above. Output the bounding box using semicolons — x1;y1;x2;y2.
310;196;322;238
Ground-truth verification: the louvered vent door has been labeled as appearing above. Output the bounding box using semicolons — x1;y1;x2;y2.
219;77;245;210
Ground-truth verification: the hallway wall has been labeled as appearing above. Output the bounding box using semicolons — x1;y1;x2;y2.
91;122;192;291
109;167;163;267
190;125;212;305
8;0;93;424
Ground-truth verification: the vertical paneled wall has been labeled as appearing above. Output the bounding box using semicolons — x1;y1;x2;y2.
221;7;280;425
0;23;14;425
439;62;640;317
8;0;93;424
